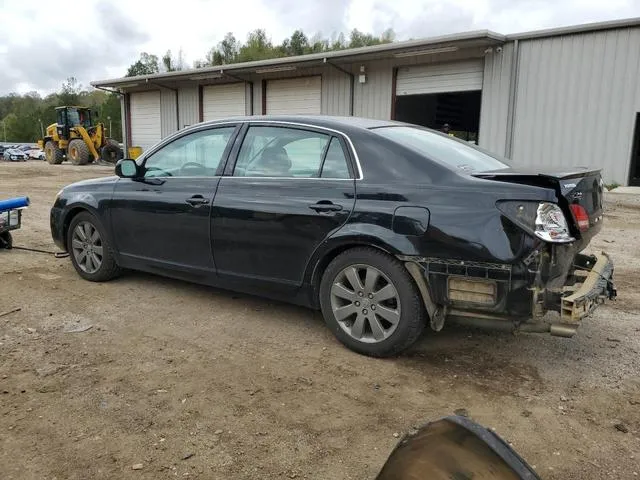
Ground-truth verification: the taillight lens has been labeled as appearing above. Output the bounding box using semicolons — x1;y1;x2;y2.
496;201;575;243
569;203;590;232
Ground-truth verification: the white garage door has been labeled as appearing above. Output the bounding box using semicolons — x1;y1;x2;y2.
396;60;484;96
202;83;246;121
130;91;161;151
266;76;321;114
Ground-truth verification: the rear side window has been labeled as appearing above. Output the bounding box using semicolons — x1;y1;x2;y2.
320;137;351;179
374;126;510;173
234;126;344;178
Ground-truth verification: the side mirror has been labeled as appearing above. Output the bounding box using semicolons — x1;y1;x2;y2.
115;159;140;178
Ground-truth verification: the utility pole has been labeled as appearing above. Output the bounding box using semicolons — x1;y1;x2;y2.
107;116;112;136
39;119;44;138
2;121;5;143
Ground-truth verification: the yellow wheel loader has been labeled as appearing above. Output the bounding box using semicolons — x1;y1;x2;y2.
38;106;123;166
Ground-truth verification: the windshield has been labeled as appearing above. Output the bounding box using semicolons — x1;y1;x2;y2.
373;126;510;173
66;109;92;128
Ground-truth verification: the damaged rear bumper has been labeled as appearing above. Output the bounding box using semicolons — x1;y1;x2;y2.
550;251;616;337
400;251;616;338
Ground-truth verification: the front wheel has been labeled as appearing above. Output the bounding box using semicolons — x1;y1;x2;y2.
67;211;122;282
319;247;426;357
44;141;64;164
67;139;90;165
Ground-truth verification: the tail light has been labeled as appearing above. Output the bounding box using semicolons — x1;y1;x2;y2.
569;203;589;232
496;201;575;243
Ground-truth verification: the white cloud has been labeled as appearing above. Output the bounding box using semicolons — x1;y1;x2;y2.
1;0;639;94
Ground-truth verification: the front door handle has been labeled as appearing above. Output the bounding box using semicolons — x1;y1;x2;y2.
309;201;343;213
186;195;210;207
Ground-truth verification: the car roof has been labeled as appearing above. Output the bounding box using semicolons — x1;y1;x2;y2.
198;115;402;132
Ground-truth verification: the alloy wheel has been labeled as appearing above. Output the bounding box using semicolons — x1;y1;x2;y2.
330;264;401;343
71;221;103;274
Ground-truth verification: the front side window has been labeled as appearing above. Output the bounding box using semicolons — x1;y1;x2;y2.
234;126;332;178
374;126;510;173
143;127;235;177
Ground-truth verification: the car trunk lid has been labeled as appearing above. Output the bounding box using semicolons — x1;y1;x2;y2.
473;167;605;245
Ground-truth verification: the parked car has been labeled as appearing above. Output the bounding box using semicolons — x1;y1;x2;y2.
50;116;615;357
26;148;45;160
3;148;27;161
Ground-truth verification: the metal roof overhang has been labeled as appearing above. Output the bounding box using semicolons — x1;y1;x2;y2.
91;30;505;90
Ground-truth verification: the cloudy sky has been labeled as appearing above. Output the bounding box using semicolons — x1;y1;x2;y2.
1;0;639;95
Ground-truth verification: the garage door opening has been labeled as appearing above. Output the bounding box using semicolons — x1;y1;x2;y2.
394;91;482;143
629;113;640;186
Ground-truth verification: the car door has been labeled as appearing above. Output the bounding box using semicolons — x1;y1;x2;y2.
109;124;239;278
211;123;357;288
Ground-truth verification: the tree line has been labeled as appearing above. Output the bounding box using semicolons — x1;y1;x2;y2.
0;78;122;144
126;28;395;75
1;29;394;142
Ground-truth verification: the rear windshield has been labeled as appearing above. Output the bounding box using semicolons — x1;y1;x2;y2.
373;126;510;173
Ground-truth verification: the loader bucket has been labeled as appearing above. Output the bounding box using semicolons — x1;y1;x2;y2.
376;416;540;480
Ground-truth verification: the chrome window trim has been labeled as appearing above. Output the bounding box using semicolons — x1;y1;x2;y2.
238;120;363;180
135;119;364;180
135;121;240;165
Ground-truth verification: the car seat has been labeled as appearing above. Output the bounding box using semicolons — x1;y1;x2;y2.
258;146;292;176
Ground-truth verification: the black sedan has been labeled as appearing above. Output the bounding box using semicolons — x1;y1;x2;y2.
51;116;615;357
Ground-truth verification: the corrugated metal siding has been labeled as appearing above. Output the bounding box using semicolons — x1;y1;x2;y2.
353;64;393;119
202;83;246;120
322;68;351;116
511;27;640;183
244;83;253;115
396;60;484;95
479;43;514;156
160;89;177;138
178;86;199;129
266;76;322;114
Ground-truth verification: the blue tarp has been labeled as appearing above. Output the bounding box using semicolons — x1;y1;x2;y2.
0;197;29;212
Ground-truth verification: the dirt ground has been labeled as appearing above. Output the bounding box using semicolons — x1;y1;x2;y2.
0;161;638;480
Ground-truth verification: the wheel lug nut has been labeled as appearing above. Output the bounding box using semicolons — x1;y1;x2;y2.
358;291;364;297
368;293;373;299
371;305;376;310
363;309;368;315
355;301;360;307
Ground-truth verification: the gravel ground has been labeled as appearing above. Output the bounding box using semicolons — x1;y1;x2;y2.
0;161;639;479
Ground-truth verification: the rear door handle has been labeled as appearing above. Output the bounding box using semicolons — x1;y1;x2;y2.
309;201;343;213
186;195;210;207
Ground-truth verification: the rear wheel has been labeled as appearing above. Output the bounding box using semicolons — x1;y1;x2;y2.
101;139;123;164
67;212;121;282
0;232;12;249
68;139;90;165
44;141;64;164
319;247;426;357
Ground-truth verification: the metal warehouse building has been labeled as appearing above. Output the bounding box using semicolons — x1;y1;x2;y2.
92;17;640;185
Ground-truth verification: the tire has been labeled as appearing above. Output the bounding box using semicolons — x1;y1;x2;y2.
67;211;121;282
319;247;426;357
67;139;90;165
101;139;123;164
44;141;64;164
0;232;12;249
